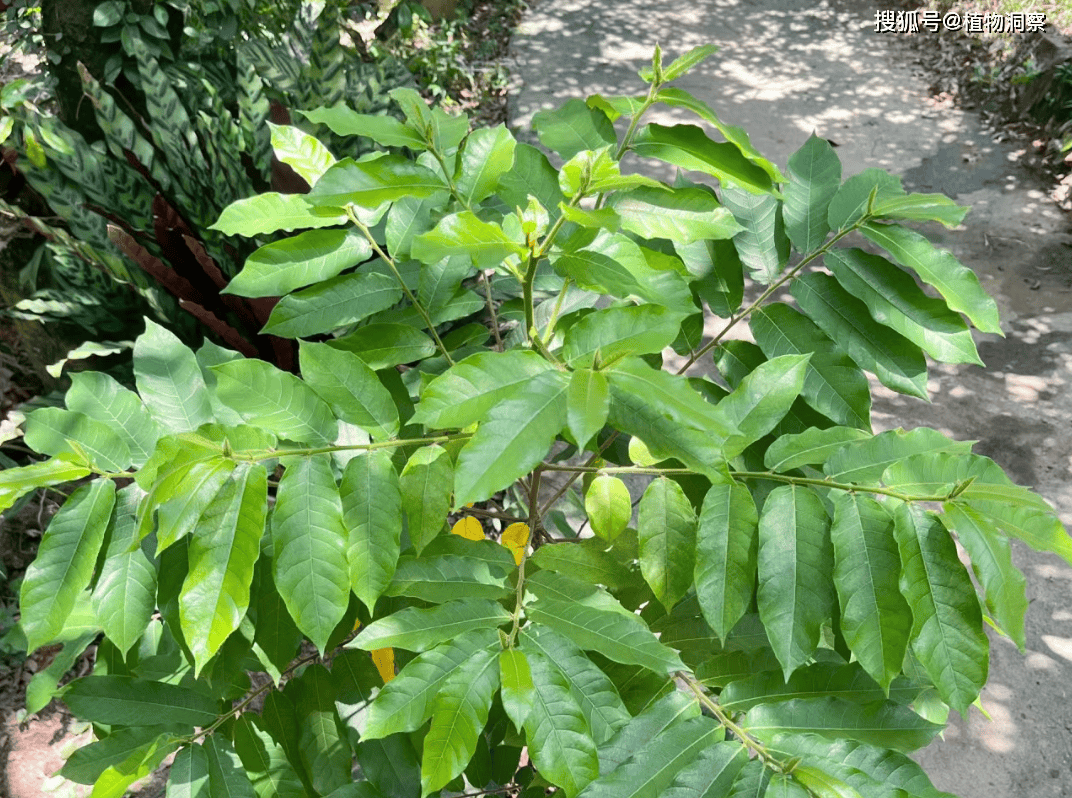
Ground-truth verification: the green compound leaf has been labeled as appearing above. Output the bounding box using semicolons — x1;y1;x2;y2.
744;695;942;753
522;625;630;746
341;450;403;612
782;134;842;254
695;478;758;643
526;597;686;676
350;599;512;653
637;477;697;611
134;318;212;432
825;248;982;366
523;650;600;798
829;493;911;691
861;222;1002;335
361;629;498;740
66;371;161;467
453;370;569;508
20;479;115;651
561;305;687;368
585;475;632;543
421;648;499;796
399;444;454;554
225;228;373;299
413;350;553;429
179;463;267;673
213;359;338;445
533;98;617;160
272;455;349;653
607;186;741;245
892;503;988;714
750;303;870;430
268;122;335;186
263;271;403;338
300;341;399;440
576;717;725;798
212;192;346;236
940;503;1028;650
791;271;928;399
24;407;131;472
757;485;835;679
63;675;219;728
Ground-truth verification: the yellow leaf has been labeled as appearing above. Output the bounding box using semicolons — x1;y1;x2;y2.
451;515;484;541
353;617;362;632
501;522;530;565
372;648;395;684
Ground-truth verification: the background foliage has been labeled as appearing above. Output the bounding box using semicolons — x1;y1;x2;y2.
2;41;1071;798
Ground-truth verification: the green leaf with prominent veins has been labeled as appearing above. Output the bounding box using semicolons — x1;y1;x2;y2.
421;648;499;796
298;106;426;149
300;341;399;440
155;459;235;553
632;124;773;194
212;192;346;236
263;271;403;338
533;98;617;160
792;272;929;399
940;503;1028;650
861;222;1002;334
24;407;131;472
526;598;686;675
585;475;631;542
362;630;498;739
561;305;687;368
607;358;737;439
233;714;306;798
0;456;89;515
523;650;600;798
225;228;372;298
350;599;512;652
180;463;267;673
522;626;630;745
695;478;758;642
91;486;157;655
764;426;870;472
661;743;749;798
205;736;258;798
596;691;698;776
63;675;219;727
308;155;447;207
891;503;988;714
500;648;535;732
782;134;841;254
66;371;160;467
21;480;115;651
638;477;697;610
328;323;437;369
750;303;870;429
273;455;349;653
134;319;213;432
269;122;335;186
827;168;904;231
213;359;337;445
414;350;552;429
399;445;454;554
825;248;982;365
341;451;402;613
829;493;911;690
719;661;921;712
531;540;633;591
712;354;810;455
455;124;517;206
608;186;742;245
567;369;609;451
744;696;942;753
721;185;790;285
453;370;569;507
385;554;508;603
413;211;526;272
757;485;835;678
870;192;970;227
390;87;470;152
291;664;350;796
825;427;972;485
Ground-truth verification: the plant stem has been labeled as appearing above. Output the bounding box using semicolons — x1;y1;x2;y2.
521;251;539;344
507;468;541;647
729;469;954;502
482;269;504;351
541;276;572;346
347;209;454;365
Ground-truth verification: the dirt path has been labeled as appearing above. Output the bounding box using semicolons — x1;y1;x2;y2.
509;2;1072;795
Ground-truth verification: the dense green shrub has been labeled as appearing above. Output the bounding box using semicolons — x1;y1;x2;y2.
2;44;1069;798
